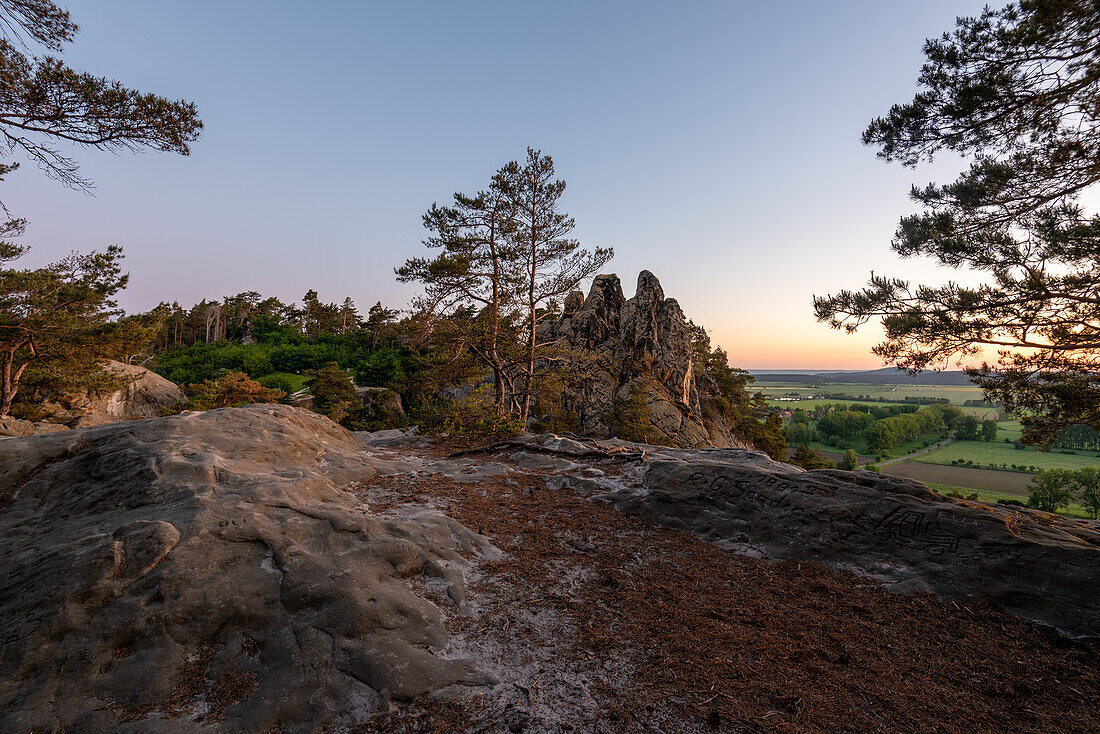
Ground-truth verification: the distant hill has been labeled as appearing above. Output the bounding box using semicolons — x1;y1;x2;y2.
749;367;975;386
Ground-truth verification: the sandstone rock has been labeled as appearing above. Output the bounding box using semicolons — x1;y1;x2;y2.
463;434;1100;636
0;405;496;732
355;385;405;428
27;360;186;428
540;271;746;448
587;446;1100;637
0;417;69;438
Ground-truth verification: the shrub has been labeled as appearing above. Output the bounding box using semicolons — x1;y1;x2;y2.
257;374;295;404
306;362;358;424
837;449;859;471
790;444;833;470
186;372;285;410
419;388;524;441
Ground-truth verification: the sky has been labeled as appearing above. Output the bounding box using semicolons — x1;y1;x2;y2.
8;0;996;369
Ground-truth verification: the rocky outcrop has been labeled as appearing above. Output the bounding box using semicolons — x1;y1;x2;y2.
520;436;1100;637
0;417;69;438
0;405;496;732
25;360;186;428
2;417;1097;731
540;271;744;448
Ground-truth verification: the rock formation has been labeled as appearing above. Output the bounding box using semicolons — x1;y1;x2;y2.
524;436;1100;637
3;361;186;434
0;405;495;732
540;270;744;448
355;385;405;426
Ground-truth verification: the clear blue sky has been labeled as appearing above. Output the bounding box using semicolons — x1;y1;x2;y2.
10;0;992;368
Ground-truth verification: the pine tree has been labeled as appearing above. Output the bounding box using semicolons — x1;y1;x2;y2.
1;246;130;416
497;148;613;423
814;1;1100;444
397;172;521;415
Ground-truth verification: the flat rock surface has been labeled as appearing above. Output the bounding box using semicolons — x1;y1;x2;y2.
351;441;1100;733
0;416;69;437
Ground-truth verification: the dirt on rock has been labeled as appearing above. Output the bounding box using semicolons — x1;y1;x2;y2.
2;413;1097;733
354;442;1099;734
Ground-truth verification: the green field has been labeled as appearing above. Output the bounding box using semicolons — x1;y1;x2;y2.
268;371;309;392
758;381;999;419
754;381;987;403
923;482;1092;520
918;439;1100;472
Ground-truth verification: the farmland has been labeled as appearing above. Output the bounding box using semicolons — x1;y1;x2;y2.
882;462;1034;495
756;374;1100;518
919;483;1093;520
915;440;1100;472
755;381;999;420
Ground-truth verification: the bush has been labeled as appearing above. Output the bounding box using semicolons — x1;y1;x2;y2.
419;388;524;441
837;449;859;470
354;344;411;389
257;374;295;404
790;444;832;470
186;372;285;410
306;362;358;424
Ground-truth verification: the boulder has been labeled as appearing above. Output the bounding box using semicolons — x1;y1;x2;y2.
355;386;405;428
25;360;186;428
540;271;746;448
0;405;496;732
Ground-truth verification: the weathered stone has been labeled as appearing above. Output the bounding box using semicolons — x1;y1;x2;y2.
355;386;405;428
0;405;496;732
540;271;746;448
0;417;69;438
24;360;186;428
591;447;1100;637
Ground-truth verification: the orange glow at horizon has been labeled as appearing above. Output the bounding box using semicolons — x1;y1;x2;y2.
708;322;998;371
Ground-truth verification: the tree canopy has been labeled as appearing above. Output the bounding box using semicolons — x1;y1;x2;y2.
398;148;612;424
0;245;132;416
814;0;1100;445
0;0;202;194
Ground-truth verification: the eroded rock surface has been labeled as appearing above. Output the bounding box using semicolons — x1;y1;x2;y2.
11;360;186;431
0;405;496;733
0;416;69;437
540;271;747;448
520;437;1100;637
